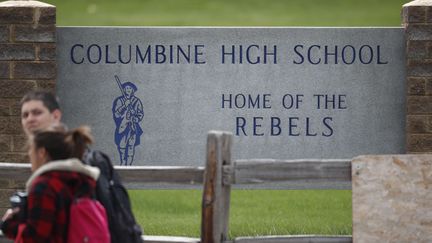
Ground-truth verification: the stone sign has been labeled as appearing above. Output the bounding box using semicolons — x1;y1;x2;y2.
57;27;405;166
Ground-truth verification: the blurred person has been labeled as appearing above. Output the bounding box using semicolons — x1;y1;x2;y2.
0;125;101;242
17;90;144;243
20;91;62;136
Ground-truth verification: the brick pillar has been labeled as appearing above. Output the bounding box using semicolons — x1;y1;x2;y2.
403;0;432;153
0;1;56;162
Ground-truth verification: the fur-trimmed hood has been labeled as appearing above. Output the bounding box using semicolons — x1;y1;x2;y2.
26;158;100;192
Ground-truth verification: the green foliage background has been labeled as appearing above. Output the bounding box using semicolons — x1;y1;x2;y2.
45;0;407;26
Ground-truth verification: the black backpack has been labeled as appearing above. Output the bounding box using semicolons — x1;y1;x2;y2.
84;150;143;243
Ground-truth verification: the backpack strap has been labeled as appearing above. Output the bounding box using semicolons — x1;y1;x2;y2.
84;150;113;177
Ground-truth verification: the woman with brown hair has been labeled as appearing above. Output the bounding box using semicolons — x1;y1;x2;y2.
1;125;108;242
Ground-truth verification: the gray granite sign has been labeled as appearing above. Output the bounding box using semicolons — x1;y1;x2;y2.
57;27;405;166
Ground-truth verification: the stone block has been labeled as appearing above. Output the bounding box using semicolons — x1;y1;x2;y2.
426;77;432;94
407;77;425;95
10;99;21;116
407;134;432;152
0;177;26;190
402;6;427;23
0;189;16;208
0;62;9;78
407;59;432;76
406;40;429;58
0;99;11;116
0;98;20;116
35;79;55;91
0;152;27;163
0;25;8;42
0;80;36;98
38;7;56;25
428;6;432;23
407;115;432;133
14;24;55;43
427;42;432;58
0;103;9;116
12;135;27;152
0;116;23;135
352;155;432;243
38;43;55;60
407;96;432;114
0;7;33;24
0;135;11;152
406;24;432;41
0;43;35;60
14;62;55;79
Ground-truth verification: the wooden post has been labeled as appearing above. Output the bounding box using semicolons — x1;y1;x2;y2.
201;131;232;243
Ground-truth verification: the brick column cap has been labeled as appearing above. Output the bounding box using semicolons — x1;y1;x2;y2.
403;0;432;7
0;1;54;8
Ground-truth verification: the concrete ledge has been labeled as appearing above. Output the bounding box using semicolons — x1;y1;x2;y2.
0;1;54;8
404;0;432;7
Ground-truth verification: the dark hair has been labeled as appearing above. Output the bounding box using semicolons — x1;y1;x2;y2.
32;125;93;160
20;90;60;112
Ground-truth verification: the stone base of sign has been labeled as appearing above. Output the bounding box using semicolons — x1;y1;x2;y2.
352;154;432;243
0;0;56;162
403;0;432;153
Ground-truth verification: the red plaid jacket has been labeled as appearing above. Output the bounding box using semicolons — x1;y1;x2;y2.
1;159;99;243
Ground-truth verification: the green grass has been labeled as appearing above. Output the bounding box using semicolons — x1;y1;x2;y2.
43;0;408;27
129;190;352;238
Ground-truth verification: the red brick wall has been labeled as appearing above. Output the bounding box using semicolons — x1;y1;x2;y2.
0;1;56;162
403;1;432;153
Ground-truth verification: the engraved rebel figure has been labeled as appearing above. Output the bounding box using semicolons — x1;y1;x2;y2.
112;76;144;165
